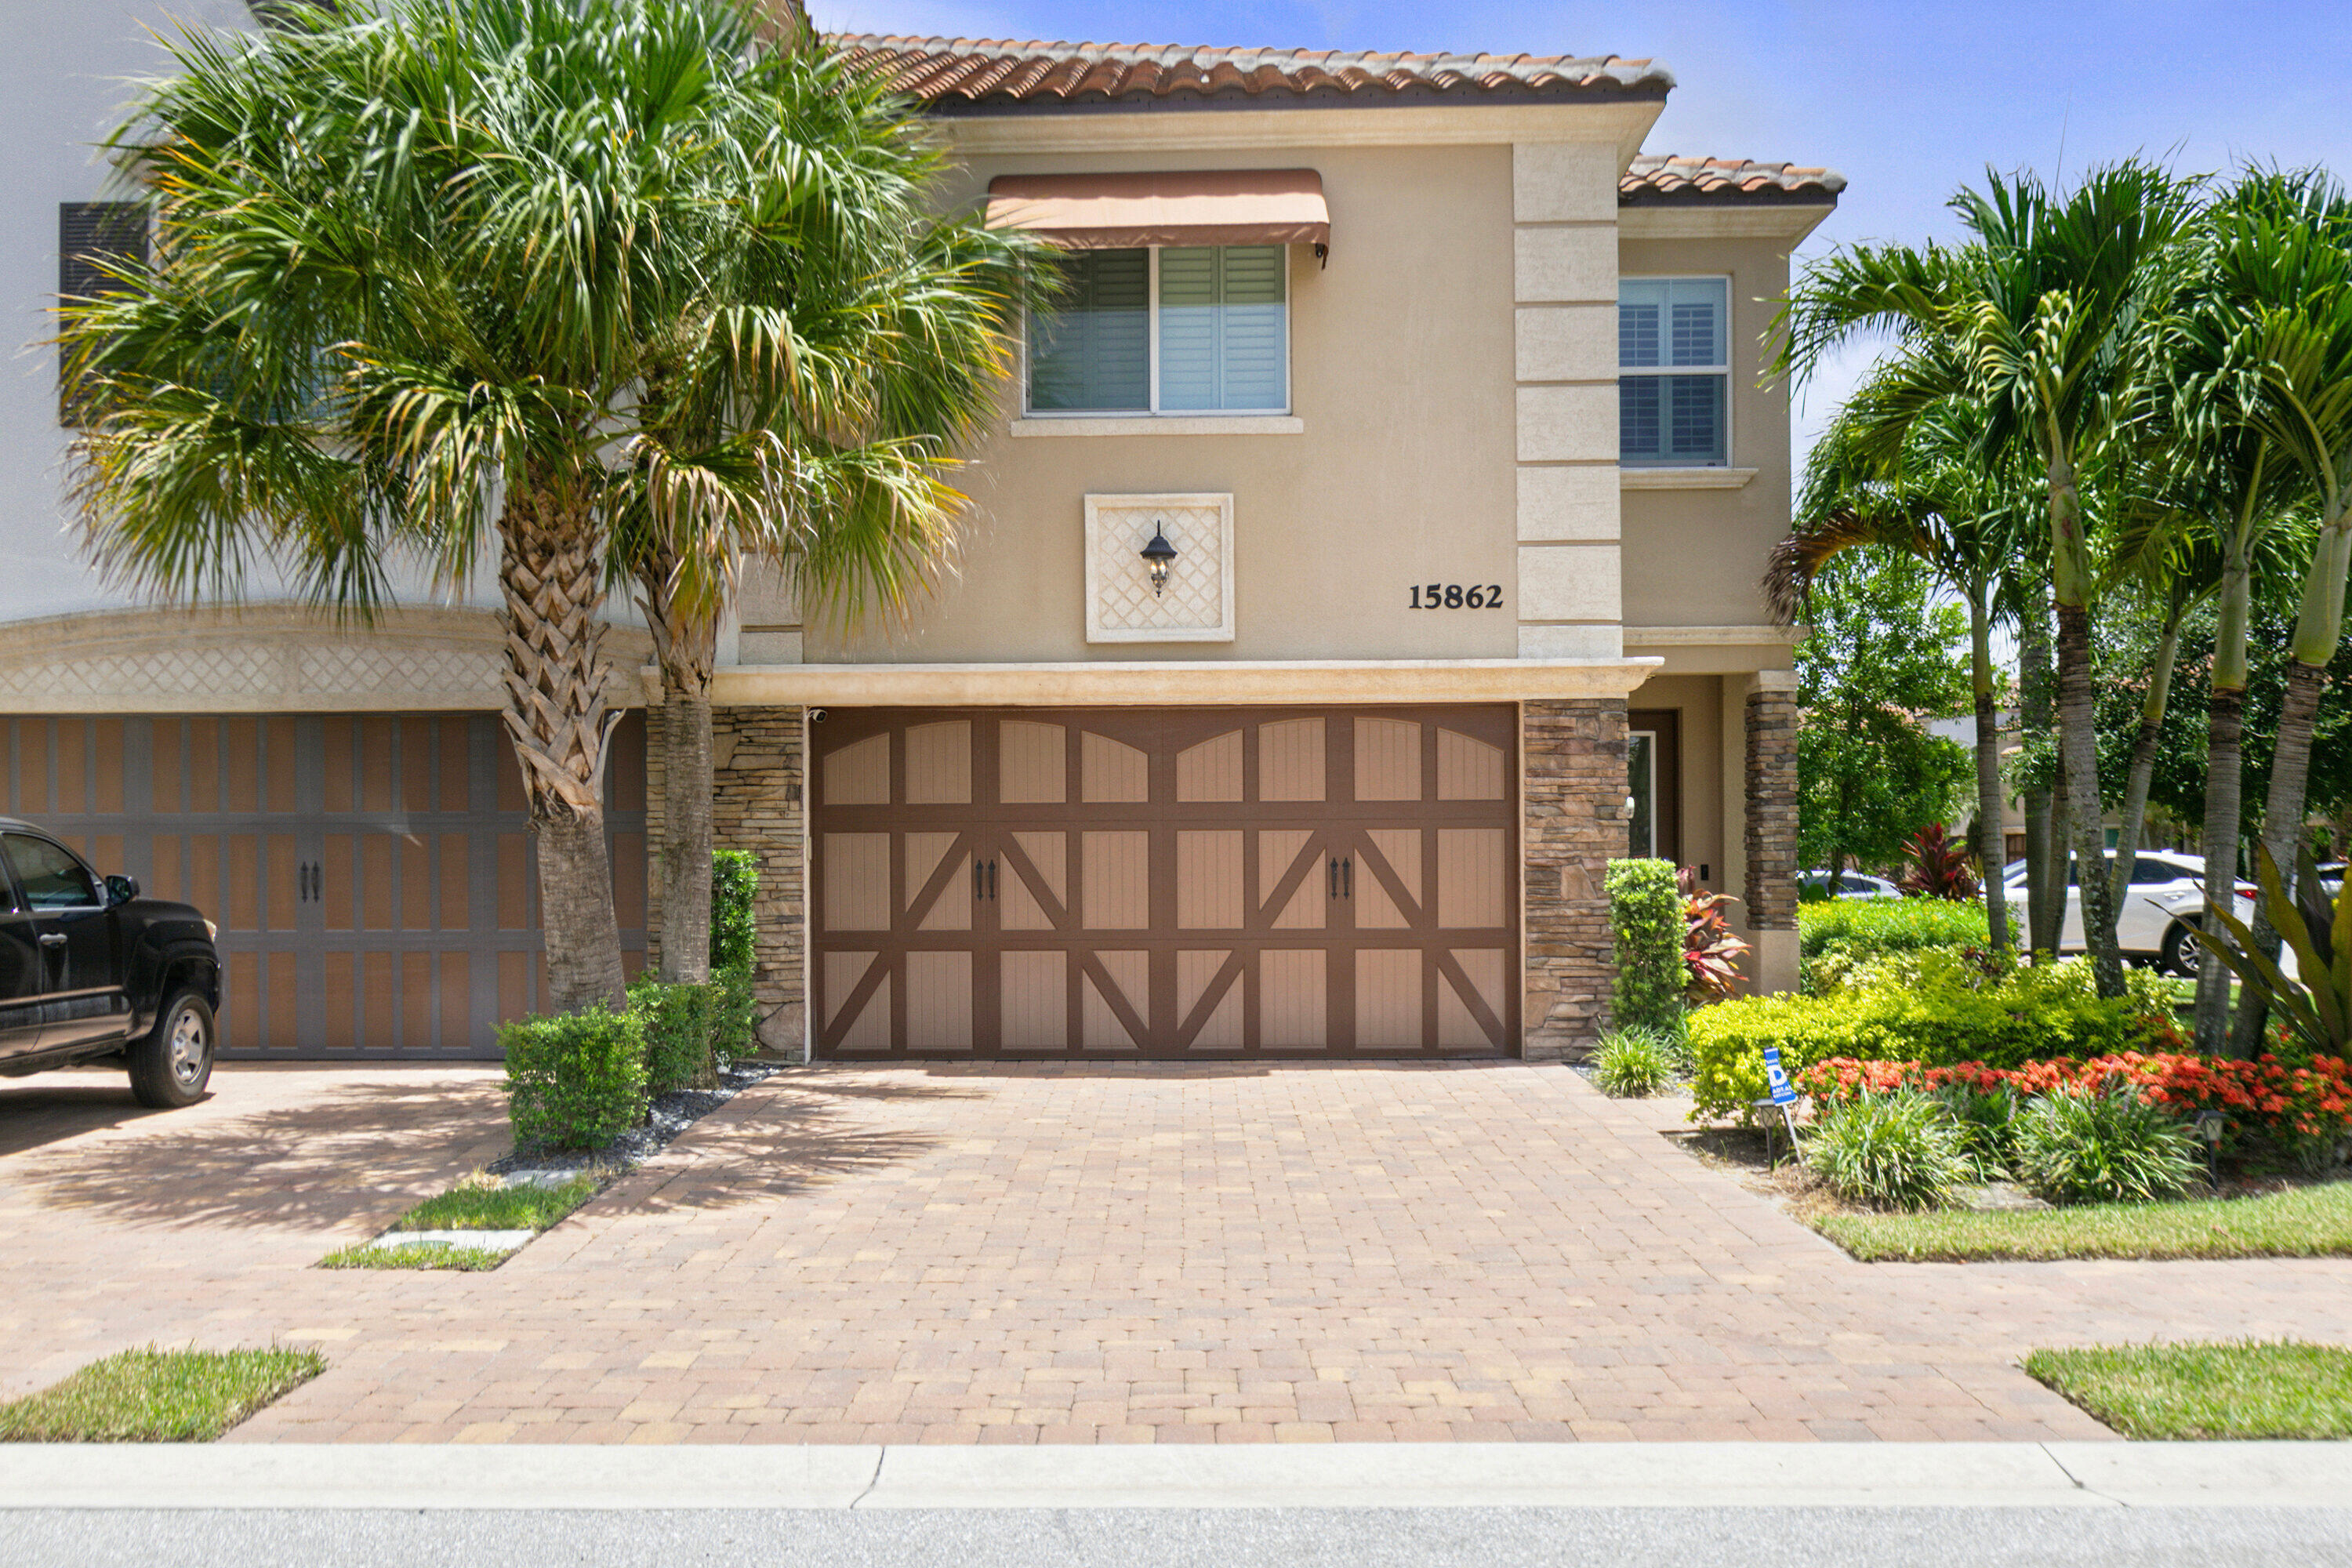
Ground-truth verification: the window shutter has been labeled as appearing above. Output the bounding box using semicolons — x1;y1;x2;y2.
58;201;150;426
1159;245;1286;412
1028;249;1149;413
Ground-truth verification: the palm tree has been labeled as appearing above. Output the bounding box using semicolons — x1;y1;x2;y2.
65;0;1005;1014
1777;162;2199;996
1769;347;2035;952
2187;172;2352;1054
605;29;1036;985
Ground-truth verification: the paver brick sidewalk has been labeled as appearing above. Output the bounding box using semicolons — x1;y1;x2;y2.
0;1059;2344;1443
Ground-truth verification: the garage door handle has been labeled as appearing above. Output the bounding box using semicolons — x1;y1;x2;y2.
1343;857;1352;898
987;859;997;900
1329;857;1338;898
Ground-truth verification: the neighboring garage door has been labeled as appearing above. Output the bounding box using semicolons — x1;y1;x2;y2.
0;713;648;1058
811;706;1518;1058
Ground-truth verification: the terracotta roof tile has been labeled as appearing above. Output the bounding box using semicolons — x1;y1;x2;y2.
1621;154;1846;207
827;34;1674;111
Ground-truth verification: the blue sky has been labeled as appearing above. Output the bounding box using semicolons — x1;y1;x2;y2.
818;1;2352;445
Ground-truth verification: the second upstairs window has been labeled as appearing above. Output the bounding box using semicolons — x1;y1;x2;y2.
1619;277;1728;466
1028;246;1288;416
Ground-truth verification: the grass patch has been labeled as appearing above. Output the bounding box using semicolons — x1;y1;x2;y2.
2025;1341;2352;1439
1814;1179;2352;1261
318;1241;510;1272
387;1173;601;1234
0;1345;324;1442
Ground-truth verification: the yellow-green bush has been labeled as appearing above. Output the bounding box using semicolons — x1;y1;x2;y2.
1689;961;2138;1120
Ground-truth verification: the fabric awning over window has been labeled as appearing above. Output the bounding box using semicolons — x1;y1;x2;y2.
984;169;1330;250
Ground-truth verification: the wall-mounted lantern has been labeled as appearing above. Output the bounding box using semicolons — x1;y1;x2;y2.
1140;522;1178;597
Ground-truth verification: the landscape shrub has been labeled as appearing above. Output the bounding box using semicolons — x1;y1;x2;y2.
1687;969;2137;1120
1679;868;1751;1004
1922;1079;2020;1180
1795;1052;2352;1168
503;1005;648;1151
710;848;760;1061
1798;898;1994;994
1592;1026;1677;1098
2010;1084;2202;1205
1803;1089;1972;1210
1608;858;1685;1034
627;977;718;1094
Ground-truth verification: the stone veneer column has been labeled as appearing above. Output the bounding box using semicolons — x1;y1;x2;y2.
1523;696;1629;1061
1511;142;1623;659
1743;672;1799;995
643;702;808;1056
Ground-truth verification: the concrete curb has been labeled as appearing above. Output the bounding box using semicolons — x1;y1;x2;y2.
2;1442;2350;1511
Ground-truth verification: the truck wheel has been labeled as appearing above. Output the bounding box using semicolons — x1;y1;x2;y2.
129;991;215;1109
2160;920;2201;978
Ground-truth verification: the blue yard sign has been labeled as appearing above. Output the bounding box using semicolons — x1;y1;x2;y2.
1762;1045;1797;1106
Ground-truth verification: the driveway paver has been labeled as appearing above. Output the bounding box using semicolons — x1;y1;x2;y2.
0;1059;2344;1443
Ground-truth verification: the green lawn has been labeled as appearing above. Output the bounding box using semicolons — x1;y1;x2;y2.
0;1346;325;1442
318;1240;511;1271
1814;1179;2352;1261
387;1173;601;1233
2026;1341;2352;1439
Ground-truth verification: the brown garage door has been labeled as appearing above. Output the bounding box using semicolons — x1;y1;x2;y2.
0;712;648;1058
811;706;1518;1058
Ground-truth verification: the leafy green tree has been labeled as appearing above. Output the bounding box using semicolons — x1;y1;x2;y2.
1795;554;1975;878
62;0;1030;1012
1771;341;2036;949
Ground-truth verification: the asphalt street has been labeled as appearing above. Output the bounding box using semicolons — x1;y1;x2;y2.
5;1505;2351;1567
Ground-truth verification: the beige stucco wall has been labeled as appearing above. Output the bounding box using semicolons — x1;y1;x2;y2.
798;142;1522;666
1617;234;1799;632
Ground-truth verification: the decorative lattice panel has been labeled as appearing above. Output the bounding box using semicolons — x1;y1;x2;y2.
1083;492;1235;644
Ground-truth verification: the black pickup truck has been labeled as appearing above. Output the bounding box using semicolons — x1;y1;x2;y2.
0;818;221;1107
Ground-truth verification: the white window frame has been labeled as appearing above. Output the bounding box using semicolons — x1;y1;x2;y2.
1617;274;1733;468
1023;245;1294;419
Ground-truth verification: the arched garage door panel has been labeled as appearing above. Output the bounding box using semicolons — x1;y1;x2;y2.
811;706;1517;1058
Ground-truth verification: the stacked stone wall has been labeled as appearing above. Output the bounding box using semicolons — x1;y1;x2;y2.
1522;696;1629;1062
1743;685;1798;931
644;702;808;1056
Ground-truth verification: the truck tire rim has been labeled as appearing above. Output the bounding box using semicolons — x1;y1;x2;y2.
168;1008;209;1086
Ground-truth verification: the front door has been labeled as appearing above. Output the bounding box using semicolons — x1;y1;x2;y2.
811;706;1519;1058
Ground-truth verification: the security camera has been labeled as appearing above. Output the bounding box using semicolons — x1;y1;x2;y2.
808;708;828;724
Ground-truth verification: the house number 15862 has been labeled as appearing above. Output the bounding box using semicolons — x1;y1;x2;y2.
1410;583;1503;609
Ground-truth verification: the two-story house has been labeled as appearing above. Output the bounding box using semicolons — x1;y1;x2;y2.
2;20;1839;1061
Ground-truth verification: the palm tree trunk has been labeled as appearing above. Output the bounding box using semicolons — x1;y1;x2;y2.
2226;656;2329;1056
2020;597;2061;960
2227;517;2352;1055
2192;541;2252;1054
2106;606;2183;916
645;579;717;987
1967;584;2011;952
2049;451;2125;997
499;481;626;1016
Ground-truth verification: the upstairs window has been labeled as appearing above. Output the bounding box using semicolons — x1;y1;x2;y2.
1619;277;1727;466
1027;245;1288;416
58;201;151;427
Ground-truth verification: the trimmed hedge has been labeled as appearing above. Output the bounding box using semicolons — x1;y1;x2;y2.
629;977;718;1094
710;848;760;1061
503;1004;647;1151
1608;858;1684;1034
1689;961;2138;1120
1798;898;1991;961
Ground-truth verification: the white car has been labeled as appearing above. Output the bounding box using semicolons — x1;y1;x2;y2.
2001;851;2256;975
1799;869;1902;900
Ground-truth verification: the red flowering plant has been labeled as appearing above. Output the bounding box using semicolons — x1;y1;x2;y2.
1793;1051;2352;1171
1897;822;1982;901
1679;867;1751;1005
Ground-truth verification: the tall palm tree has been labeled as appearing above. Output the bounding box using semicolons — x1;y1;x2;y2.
1777;162;2199;996
2188;172;2352;1054
63;0;948;1014
1769;349;2035;952
605;27;1036;985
